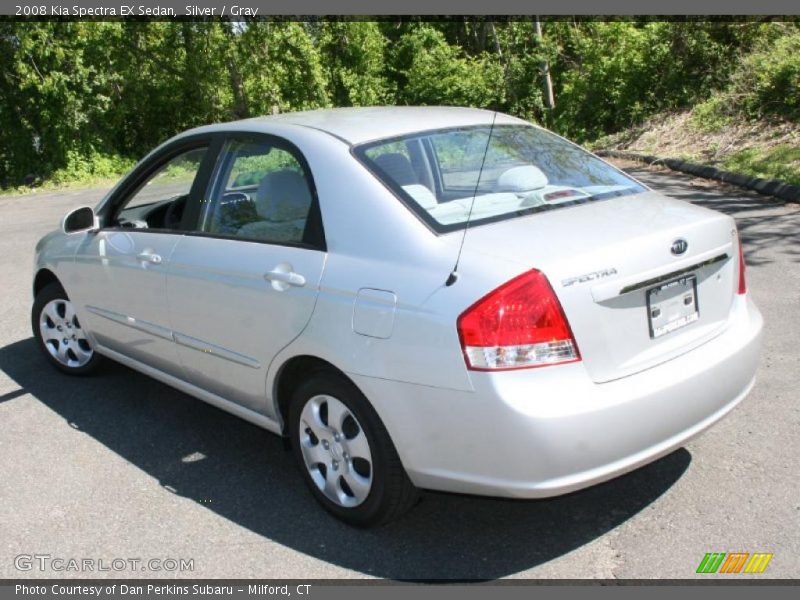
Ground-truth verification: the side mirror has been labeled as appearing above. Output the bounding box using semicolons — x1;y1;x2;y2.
61;206;98;234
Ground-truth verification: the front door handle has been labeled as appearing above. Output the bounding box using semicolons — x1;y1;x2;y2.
264;265;306;290
136;251;162;264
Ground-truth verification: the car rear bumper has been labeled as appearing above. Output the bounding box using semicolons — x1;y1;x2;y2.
350;295;763;498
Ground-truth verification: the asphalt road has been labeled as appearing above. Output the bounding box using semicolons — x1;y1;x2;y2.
0;166;798;580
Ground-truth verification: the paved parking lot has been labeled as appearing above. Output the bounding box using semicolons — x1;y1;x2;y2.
0;167;798;580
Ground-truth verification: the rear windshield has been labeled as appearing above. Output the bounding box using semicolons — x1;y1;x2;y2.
354;124;647;233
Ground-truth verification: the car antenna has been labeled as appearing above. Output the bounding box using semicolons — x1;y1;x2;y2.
445;110;498;287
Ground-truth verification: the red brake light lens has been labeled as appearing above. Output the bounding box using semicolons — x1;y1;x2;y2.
737;237;747;295
457;269;580;370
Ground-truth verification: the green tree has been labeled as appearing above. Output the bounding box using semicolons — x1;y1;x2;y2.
390;25;504;108
2;19;799;190
0;22;119;184
237;22;329;115
103;22;233;155
319;21;392;106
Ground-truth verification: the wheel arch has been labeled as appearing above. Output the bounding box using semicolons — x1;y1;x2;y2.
273;355;354;436
33;268;61;298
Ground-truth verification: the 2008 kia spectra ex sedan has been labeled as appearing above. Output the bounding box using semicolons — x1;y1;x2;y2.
32;107;762;526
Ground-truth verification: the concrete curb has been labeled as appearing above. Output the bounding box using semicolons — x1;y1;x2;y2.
596;149;800;203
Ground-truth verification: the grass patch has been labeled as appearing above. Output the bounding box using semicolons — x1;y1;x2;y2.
0;175;125;197
722;145;800;186
0;151;136;197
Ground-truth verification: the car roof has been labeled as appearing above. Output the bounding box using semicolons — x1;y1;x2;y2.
183;106;529;146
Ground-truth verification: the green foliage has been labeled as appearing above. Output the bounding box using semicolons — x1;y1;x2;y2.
496;22;551;122
683;25;800;133
550;21;764;141
689;96;735;132
238;22;329;114
229;149;301;187
390;25;504;108
319;21;391;106
35;151;134;188
722;145;800;185
0;22;120;184
104;22;234;154
732;29;800;119
1;19;799;191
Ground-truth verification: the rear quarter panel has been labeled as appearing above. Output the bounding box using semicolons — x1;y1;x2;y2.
267;129;507;394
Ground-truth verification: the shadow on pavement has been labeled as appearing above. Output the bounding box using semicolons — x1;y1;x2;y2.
0;338;690;580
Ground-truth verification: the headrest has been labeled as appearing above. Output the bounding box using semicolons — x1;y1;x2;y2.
374;152;418;186
496;165;548;192
255;169;312;222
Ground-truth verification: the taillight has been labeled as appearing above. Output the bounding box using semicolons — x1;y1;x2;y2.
737;237;747;295
457;269;580;370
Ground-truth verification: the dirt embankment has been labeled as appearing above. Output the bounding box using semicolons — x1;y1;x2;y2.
593;111;800;188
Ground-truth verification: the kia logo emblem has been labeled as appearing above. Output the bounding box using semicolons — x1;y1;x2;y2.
671;239;689;255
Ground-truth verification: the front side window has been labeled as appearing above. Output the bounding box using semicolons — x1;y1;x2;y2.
114;146;208;230
201;139;315;246
355;125;647;233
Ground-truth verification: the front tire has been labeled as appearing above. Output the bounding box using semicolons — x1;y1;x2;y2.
32;282;102;375
289;370;418;527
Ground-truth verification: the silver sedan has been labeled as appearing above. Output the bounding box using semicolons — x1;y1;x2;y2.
32;107;762;526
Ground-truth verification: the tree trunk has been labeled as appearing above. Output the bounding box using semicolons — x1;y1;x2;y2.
534;17;555;110
227;56;249;119
488;21;502;57
222;24;249;119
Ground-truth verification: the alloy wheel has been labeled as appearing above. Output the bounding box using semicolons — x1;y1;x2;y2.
39;298;94;368
298;394;373;508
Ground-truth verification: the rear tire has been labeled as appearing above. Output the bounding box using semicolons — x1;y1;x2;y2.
32;282;102;375
289;370;418;527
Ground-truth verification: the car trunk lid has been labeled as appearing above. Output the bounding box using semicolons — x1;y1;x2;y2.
458;192;739;383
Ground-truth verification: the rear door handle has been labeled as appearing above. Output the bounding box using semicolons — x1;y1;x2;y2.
136;251;162;264
264;266;306;289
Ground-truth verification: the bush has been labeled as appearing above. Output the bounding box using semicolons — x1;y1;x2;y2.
391;26;504;108
552;21;753;141
688;27;800;129
735;30;800;119
689;95;735;132
49;150;135;186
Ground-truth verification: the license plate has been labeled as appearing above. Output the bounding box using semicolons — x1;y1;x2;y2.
646;275;699;339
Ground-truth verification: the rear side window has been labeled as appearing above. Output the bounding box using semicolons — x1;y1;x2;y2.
355;124;647;233
200;139;317;246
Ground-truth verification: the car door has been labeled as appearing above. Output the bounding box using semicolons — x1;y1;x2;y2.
166;134;326;416
69;141;214;378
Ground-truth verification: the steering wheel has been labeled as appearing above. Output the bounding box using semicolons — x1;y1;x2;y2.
163;196;186;230
221;192;251;205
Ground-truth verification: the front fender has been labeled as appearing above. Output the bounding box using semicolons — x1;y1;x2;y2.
33;229;82;297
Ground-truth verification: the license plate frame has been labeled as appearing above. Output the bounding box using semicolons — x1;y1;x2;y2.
646;275;700;339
